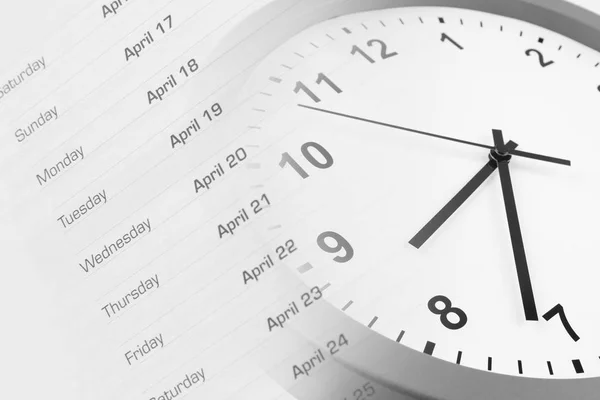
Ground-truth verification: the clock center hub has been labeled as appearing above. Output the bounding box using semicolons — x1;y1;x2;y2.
489;148;513;164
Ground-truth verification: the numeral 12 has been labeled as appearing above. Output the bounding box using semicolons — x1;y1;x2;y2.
351;39;398;63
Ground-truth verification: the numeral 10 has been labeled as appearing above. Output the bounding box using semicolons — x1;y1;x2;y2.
279;142;333;179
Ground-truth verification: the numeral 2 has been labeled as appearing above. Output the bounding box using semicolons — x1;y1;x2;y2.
525;49;554;67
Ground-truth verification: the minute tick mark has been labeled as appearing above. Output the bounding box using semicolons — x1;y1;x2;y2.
368;316;378;328
396;330;405;343
518;360;523;375
573;359;584;374
297;262;313;273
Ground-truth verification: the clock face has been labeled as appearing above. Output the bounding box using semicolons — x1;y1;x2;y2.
231;6;600;379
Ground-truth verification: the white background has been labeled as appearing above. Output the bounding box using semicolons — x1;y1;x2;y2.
0;0;599;398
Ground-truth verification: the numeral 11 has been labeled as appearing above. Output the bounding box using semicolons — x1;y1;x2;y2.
294;73;342;103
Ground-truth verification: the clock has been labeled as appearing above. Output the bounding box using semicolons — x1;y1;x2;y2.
217;0;600;398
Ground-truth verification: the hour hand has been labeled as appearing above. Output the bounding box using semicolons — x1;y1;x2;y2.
409;140;518;249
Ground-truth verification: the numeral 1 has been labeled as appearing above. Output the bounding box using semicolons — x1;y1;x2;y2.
351;45;375;63
279;153;309;179
441;33;464;50
316;73;342;93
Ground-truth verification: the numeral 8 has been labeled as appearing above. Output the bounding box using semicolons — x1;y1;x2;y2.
428;295;468;330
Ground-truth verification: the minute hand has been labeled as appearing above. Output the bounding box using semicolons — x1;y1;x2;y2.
493;130;538;321
298;104;571;166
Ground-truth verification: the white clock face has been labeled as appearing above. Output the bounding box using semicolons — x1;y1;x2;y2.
232;6;600;379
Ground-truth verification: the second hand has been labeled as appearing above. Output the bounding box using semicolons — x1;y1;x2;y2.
298;104;571;166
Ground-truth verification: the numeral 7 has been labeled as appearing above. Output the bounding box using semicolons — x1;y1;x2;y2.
543;303;580;342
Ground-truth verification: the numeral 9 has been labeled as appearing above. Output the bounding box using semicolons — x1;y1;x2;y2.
317;231;354;263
